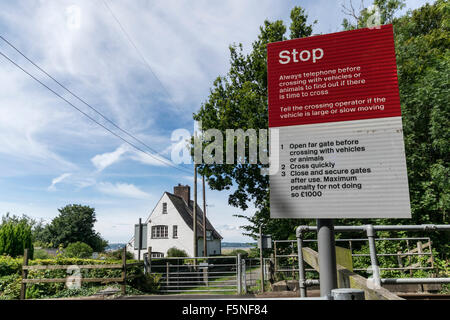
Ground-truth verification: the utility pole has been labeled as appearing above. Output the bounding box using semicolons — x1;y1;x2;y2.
193;164;198;259
259;224;264;293
202;174;207;257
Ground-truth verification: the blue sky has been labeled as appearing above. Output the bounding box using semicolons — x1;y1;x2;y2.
0;0;434;243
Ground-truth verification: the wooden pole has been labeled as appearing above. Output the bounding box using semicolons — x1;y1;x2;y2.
20;248;29;300
148;246;152;273
193;164;198;259
202;174;207;257
166;262;170;287
121;246;127;295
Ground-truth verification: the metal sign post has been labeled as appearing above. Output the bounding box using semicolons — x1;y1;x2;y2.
134;220;147;261
317;219;337;297
138;218;142;261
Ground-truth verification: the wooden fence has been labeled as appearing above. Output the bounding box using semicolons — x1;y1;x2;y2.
20;247;141;300
301;247;404;300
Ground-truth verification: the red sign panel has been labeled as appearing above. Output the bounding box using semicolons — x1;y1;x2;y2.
267;24;401;128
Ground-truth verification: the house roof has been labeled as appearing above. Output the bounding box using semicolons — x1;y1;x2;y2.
166;192;223;240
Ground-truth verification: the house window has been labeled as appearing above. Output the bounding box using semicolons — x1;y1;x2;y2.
151;252;164;258
162;202;167;214
173;225;178;238
152;225;168;239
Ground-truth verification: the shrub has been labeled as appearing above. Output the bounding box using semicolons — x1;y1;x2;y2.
0;217;34;258
33;249;52;260
101;248;134;260
0;255;22;276
0;274;21;299
64;242;93;259
167;247;188;257
224;249;249;259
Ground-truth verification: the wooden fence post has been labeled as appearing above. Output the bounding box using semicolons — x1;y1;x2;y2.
166;262;170;287
121;246;127;295
417;241;424;292
148;246;152;273
273;241;277;273
20;248;29;300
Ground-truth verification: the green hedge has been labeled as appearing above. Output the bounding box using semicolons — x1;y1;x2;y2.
0;255;22;276
0;255;159;299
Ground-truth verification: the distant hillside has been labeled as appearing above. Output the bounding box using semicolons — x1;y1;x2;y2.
106;242;255;251
105;243;126;251
222;242;256;248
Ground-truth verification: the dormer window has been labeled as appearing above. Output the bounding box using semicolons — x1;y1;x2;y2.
162;202;167;214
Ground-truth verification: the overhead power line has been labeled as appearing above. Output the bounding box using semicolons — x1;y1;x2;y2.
102;0;176;105
0;47;192;174
0;34;188;172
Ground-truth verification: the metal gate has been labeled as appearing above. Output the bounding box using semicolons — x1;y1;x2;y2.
147;256;239;294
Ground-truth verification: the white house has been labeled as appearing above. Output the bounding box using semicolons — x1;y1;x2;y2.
127;184;222;259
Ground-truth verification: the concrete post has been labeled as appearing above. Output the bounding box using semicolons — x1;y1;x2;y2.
331;288;365;300
317;219;337;297
237;253;242;294
259;225;265;293
241;259;247;294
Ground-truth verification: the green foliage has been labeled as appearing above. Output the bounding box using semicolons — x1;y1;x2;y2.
390;0;450;256
100;248;134;260
167;247;189;257
40;204;108;252
342;0;406;30
0;214;34;258
0;255;22;277
352;241;450;279
0;255;159;299
63;242;93;259
0;274;21;300
32;249;52;260
224;249;249;259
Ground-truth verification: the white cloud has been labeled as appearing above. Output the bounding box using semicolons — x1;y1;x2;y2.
91;144;129;171
128;151;170;167
97;182;151;199
48;172;72;190
91;144;171;171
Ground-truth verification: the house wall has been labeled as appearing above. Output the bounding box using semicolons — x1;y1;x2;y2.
197;238;221;256
129;193;194;259
127;192;222;259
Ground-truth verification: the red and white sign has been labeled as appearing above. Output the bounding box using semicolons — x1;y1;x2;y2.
268;25;411;219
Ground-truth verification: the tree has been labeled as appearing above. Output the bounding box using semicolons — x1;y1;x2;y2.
391;0;449;254
44;205;108;252
64;242;93;259
193;7;316;240
0;213;34;258
341;0;405;30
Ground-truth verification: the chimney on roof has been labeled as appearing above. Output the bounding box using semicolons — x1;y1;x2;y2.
174;184;190;204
